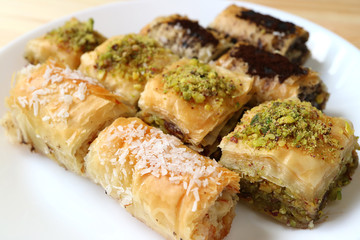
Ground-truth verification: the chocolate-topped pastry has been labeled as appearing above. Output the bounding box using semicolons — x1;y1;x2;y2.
140;14;232;63
209;5;310;65
229;44;307;82
216;42;328;110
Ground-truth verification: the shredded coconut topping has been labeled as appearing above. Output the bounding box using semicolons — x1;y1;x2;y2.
101;120;225;211
16;62;101;122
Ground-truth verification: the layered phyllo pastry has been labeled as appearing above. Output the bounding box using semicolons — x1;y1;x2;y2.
138;58;253;153
216;42;328;109
219;99;358;228
140;14;231;63
2;61;136;175
86;117;240;240
209;5;310;65
79;34;179;107
24;18;106;69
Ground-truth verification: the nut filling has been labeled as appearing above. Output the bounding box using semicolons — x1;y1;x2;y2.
238;150;358;228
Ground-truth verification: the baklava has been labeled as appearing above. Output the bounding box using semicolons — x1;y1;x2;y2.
2;60;136;175
216;42;328;109
140;14;231;63
209;5;310;65
24;18;106;69
79;34;179;107
138;58;253;152
219;99;359;228
85;117;240;240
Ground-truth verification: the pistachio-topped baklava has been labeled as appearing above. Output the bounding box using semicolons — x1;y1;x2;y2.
216;42;328;109
79;34;179;107
140;14;231;63
219;99;359;228
25;18;106;69
209;5;310;65
138;58;253;153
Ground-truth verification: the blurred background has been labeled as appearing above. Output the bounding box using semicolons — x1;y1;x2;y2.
0;0;359;49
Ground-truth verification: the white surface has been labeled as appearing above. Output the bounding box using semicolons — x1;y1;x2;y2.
1;0;360;239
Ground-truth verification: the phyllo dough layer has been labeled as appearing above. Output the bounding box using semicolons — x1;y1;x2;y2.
2;61;136;175
24;18;106;69
138;58;253;150
85;117;240;240
216;43;328;109
140;14;231;63
79;34;179;106
209;5;310;65
219;99;358;228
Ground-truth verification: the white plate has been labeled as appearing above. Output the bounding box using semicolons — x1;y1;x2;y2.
1;0;359;239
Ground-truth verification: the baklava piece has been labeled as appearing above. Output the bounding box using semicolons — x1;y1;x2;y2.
138;58;253;153
216;43;328;110
140;14;232;63
209;5;310;65
86;117;240;240
219;99;359;228
24;18;106;69
2;60;135;175
79;34;179;107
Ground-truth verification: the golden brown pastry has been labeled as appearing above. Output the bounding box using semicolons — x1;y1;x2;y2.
140;14;231;63
138;58;253;152
79;34;179;107
209;5;310;65
216;42;328;109
24;18;106;69
219;99;359;228
2;60;136;175
85;117;240;240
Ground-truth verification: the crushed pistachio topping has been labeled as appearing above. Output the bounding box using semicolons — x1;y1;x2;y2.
163;59;236;104
46;18;105;52
231;99;340;154
96;34;171;82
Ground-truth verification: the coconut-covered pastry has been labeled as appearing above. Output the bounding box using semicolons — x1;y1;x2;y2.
85;117;240;240
219;99;359;228
2;60;136;175
138;58;253;153
209;5;310;65
216;42;328;109
140;14;231;63
24;18;106;69
79;34;179;107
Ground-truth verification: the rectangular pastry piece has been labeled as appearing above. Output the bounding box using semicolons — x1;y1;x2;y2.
219;99;359;228
2;61;136;175
85;117;240;240
216;43;328;110
79;34;179;107
209;4;310;65
24;18;106;69
138;58;253;153
140;14;231;63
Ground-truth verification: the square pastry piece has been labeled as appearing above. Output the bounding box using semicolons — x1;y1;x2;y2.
138;58;253;153
2;61;136;175
140;14;231;63
219;99;359;228
79;34;179;107
216;42;328;110
209;5;310;65
24;18;106;69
